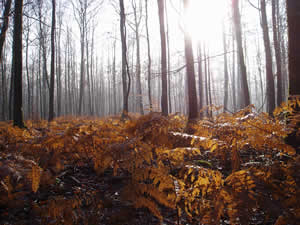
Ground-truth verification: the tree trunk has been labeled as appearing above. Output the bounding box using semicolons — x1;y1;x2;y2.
119;0;129;117
48;0;56;122
260;0;275;115
223;24;229;112
232;0;250;108
287;0;300;97
197;44;204;119
0;0;12;62
272;0;283;106
157;0;168;116
145;0;152;112
286;0;300;152
132;0;144;115
183;0;198;121
12;0;25;128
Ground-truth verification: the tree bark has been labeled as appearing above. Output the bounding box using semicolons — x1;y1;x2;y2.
272;0;283;106
0;0;12;62
157;0;168;116
119;0;130;117
223;24;229;112
48;0;56;121
145;0;152;112
197;44;204;119
183;0;198;121
12;0;25;128
232;0;250;108
260;0;275;114
287;0;300;97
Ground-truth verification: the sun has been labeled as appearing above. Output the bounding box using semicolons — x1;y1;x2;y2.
184;0;227;43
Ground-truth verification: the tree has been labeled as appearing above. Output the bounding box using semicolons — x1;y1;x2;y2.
260;0;275;114
286;0;300;152
130;0;144;115
12;0;25;128
272;0;283;106
49;0;56;121
145;0;152;112
183;0;198;121
197;44;204;119
232;0;250;108
0;0;12;62
286;0;300;99
157;0;168;116
119;0;130;118
222;23;229;112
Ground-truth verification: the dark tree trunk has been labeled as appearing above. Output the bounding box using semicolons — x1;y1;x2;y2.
0;0;12;62
119;0;129;117
12;0;25;128
183;0;198;121
260;0;275;114
286;0;300;152
287;0;300;98
157;0;168;116
232;0;250;108
49;0;56;121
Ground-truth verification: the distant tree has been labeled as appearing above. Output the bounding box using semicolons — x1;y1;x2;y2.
0;0;12;62
232;0;250;108
183;0;198;121
260;0;275;114
12;0;25;128
197;44;204;119
272;0;283;106
145;0;152;111
129;0;144;115
222;23;229;112
157;0;168;116
48;0;56;121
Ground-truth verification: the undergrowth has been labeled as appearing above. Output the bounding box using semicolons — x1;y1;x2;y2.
0;101;299;224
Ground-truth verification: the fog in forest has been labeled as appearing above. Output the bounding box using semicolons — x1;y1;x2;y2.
0;0;288;121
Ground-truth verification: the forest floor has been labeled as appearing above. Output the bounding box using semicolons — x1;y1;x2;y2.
0;106;299;225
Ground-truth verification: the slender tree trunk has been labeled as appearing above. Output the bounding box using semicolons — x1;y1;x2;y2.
119;0;129;117
132;0;144;115
0;0;12;62
25;24;31;119
260;0;275;114
232;0;250;108
49;0;56;121
145;0;152;112
165;0;172;113
223;24;229;112
112;39;117;115
157;0;168;116
197;44;204;119
12;0;25;128
232;35;237;112
1;49;7;120
57;8;62;117
272;0;283;106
